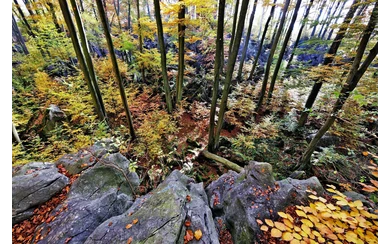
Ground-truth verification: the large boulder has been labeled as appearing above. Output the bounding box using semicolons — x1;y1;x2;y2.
12;163;69;224
85;170;219;244
33;153;139;244
206;161;324;244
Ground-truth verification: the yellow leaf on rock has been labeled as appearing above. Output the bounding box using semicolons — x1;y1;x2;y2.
296;210;307;218
260;225;269;232
265;219;274;227
282;232;294;241
283;218;294;229
293;233;302;240
271;228;282;238
345;231;358;243
309;195;318;200
290;239;300;244
274;221;286;231
194;229;202;240
301;219;313;227
301;224;311;235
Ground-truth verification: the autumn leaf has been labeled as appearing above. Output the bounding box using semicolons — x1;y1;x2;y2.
126;224;132;229
185;220;191;227
265;219;274;227
184;230;194;242
194;229;202;240
108;222;113;226
133;219;139;224
256;219;263;225
186;195;191;202
127;237;133;244
362;151;369;156
274;221;286;231
260;225;269;232
282;232;293;241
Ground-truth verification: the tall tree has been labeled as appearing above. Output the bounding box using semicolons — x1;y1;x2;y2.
266;0;302;104
136;0;146;82
236;0;259;80
96;0;137;139
310;0;326;38
213;0;250;150
59;0;106;121
317;0;336;39
285;0;314;72
208;0;225;152
248;0;277;80
297;0;359;126
113;0;122;32
228;0;239;56
327;0;346;40
23;0;35;16
153;0;173;113
13;0;34;37
320;0;340;39
12;14;29;55
299;2;377;170
256;4;267;40
127;0;132;30
69;0;107;122
47;1;62;33
176;0;186;103
256;0;291;111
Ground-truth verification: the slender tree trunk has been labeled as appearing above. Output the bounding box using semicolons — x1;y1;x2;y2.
47;2;62;33
12;122;22;145
113;0;122;32
208;0;225;152
248;0;277;80
327;0;346;40
213;0;250;150
285;0;314;73
256;0;291;111
59;0;106;121
320;0;340;40
228;0;239;56
266;0;302;104
236;0;259;80
257;5;266;41
310;0;326;38
69;0;107;123
79;0;84;12
136;0;146;82
91;0;99;20
12;14;29;55
176;0;185;103
317;0;335;39
153;0;173;113
270;10;282;46
144;0;151;19
96;0;137;139
127;0;132;30
13;0;34;37
299;3;377;169
298;0;359;126
23;0;35;16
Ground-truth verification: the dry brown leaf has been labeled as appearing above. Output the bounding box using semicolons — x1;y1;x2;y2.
194;229;202;240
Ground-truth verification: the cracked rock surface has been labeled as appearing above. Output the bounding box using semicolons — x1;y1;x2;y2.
33;152;139;244
85;170;219;244
12;162;69;224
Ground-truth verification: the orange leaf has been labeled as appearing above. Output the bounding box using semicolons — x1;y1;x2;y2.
265;219;274;227
271;228;282;238
126;224;132;229
194;229;202;240
362;151;369;156
186;195;191;202
127;237;133;244
184;230;194;242
185;220;191;227
133;219;139;225
260;225;269;232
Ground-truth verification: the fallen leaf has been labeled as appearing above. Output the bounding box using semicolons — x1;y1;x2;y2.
65;237;72;243
184;230;194;242
194;229;202;240
108;222;113;227
256;219;263;225
126;224;132;229
133;219;139;224
80;163;88;168
260;225;269;232
186;195;191;202
271;228;282;238
127;237;133;244
362;151;369;156
185;220;191;227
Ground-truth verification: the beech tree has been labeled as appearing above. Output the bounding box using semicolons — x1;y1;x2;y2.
136;0;146;82
176;0;186;103
228;0;240;56
327;0;346;40
12;14;29;55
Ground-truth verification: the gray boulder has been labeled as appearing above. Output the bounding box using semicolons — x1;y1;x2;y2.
85;170;219;244
34;153;139;244
206;161;324;244
12;162;69;224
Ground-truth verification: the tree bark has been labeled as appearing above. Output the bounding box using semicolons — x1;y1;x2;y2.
266;0;302;104
298;0;359;127
59;0;106;122
47;2;62;33
256;0;291;111
176;0;185;103
327;0;346;40
213;0;250;150
69;0;107;123
13;0;34;37
136;0;146;82
202;150;243;172
12;14;29;55
12;122;22;145
113;0;122;32
236;0;258;80
96;0;137;139
320;0;340;40
208;0;225;152
285;0;314;73
248;0;277;80
317;0;335;39
127;0;132;30
299;2;377;169
153;0;173;113
310;0;326;38
228;0;239;56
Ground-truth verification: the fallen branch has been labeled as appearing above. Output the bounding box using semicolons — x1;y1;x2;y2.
202;150;243;173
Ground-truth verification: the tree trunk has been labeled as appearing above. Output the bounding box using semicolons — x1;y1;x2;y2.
256;5;266;41
153;0;173;113
228;0;239;56
96;0;137;139
13;0;34;37
127;0;131;30
12;122;22;145
236;0;259;80
144;0;151;19
59;0;106;122
269;10;282;46
47;2;62;33
317;0;335;39
266;0;302;104
310;0;326;38
136;0;146;82
202;150;243;172
299;2;377;170
327;0;346;40
113;0;122;32
208;0;225;152
320;0;340;40
69;0;107;123
285;0;314;73
176;0;185;103
23;0;36;16
213;0;250;150
298;0;359;127
12;14;29;55
248;0;277;80
256;0;291;111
